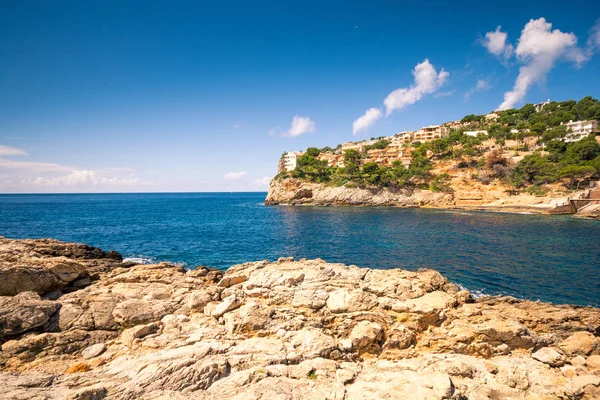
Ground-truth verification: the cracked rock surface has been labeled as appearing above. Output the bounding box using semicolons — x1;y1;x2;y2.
1;237;600;399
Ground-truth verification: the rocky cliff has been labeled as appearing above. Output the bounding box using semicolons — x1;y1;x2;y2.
265;178;453;207
1;237;600;399
265;177;597;215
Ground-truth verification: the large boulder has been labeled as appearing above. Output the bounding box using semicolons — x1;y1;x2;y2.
0;292;59;337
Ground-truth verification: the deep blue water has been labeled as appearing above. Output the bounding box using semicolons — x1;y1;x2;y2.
0;192;599;307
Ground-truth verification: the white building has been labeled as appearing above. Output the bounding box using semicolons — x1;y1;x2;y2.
391;131;414;146
484;113;499;122
413;125;449;142
535;99;551;112
283;151;304;171
341;139;378;153
564;120;598;142
464;130;488;137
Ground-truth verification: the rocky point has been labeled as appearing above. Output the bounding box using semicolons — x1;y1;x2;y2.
1;236;599;399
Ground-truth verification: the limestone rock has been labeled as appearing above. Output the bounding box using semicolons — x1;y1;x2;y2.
0;292;59;338
121;322;161;346
265;178;451;207
81;343;106;359
558;331;599;356
347;321;383;353
204;294;242;318
0;237;122;296
0;237;599;400
532;347;566;367
587;355;600;370
113;299;175;327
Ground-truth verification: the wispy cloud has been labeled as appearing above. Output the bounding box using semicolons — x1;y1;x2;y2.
26;170;140;187
0;158;72;173
282;115;316;137
352;107;382;136
464;77;493;101
481;26;514;63
586;18;600;53
225;171;247;180
0;145;28;156
251;176;272;187
383;59;449;115
231;121;250;129
433;90;455;98
0;151;142;191
493;18;587;110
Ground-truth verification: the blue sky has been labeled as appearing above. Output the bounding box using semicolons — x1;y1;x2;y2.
1;0;599;193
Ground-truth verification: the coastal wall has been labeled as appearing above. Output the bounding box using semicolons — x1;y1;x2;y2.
265;177;453;207
1;237;600;398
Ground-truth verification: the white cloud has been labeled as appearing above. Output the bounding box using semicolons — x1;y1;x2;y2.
383;59;449;115
352;107;382;135
586;18;600;52
251;176;272;187
433;90;455;98
225;171;247;180
283;115;316;137
0;157;72;173
0;153;142;192
28;170;140;187
0;145;28;156
464;77;492;101
482;26;514;62
497;18;584;110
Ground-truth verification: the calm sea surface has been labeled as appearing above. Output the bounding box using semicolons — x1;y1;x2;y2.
0;192;599;306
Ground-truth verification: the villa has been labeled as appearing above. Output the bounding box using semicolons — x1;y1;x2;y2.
563;120;598;142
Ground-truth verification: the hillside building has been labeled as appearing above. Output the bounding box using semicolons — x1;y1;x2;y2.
282;151;304;172
564;120;599;143
535;99;551;112
413;125;449;142
484;113;499;122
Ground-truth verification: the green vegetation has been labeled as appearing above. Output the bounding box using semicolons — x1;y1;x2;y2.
365;139;390;151
512;135;600;189
276;96;600;193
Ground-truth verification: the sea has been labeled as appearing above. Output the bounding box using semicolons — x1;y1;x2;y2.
1;192;599;307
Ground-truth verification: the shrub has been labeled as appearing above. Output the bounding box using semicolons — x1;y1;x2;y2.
430;173;452;193
526;185;547;196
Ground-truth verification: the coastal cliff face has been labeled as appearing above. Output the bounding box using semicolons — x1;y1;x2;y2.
2;237;600;399
265;178;453;207
265;177;600;215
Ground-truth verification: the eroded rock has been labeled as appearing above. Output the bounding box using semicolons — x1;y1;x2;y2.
0;237;599;400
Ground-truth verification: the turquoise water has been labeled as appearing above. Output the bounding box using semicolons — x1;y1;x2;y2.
0;192;599;306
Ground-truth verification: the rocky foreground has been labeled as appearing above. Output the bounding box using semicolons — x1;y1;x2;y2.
1;238;600;399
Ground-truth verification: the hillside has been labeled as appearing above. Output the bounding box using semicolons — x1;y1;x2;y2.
269;97;600;214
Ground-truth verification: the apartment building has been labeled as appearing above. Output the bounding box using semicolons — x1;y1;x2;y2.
341;139;384;153
413;125;449;142
282;151;304;172
443;120;463;130
317;152;344;168
564;120;598;143
391;131;414;146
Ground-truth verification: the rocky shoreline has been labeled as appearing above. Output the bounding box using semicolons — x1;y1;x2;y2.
1;237;600;399
265;178;600;217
